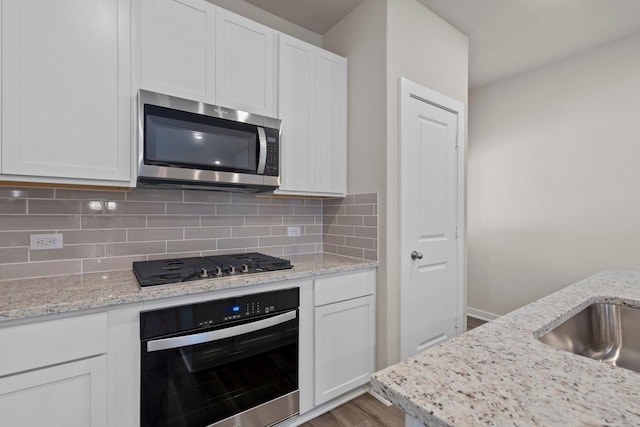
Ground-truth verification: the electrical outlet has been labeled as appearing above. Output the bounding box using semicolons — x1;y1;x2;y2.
30;233;63;250
287;226;301;237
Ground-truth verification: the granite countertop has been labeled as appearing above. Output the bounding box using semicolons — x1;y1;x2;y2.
371;270;640;426
0;253;376;322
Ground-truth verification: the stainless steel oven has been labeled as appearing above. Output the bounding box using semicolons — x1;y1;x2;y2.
140;288;299;427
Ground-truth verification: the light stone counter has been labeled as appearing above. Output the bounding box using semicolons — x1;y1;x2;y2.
0;253;376;322
371;270;640;426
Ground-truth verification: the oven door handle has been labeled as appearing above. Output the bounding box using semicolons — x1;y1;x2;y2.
146;310;297;352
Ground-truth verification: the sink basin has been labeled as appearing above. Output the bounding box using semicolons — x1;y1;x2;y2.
538;302;640;373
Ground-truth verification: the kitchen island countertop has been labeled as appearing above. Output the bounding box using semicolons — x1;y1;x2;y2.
371;270;640;426
0;253;376;322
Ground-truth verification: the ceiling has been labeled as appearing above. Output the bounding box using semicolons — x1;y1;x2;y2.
245;0;640;89
242;0;365;34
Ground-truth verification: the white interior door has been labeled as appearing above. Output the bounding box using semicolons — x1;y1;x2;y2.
399;78;465;360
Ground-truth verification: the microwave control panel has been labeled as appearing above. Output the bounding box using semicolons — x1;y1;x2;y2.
263;128;280;176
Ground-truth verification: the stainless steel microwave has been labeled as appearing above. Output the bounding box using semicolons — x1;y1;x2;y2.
137;90;281;192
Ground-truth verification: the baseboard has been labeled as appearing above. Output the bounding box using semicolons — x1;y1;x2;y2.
466;307;500;321
368;388;392;406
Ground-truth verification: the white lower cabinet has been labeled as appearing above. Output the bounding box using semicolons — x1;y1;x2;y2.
0;269;376;426
0;356;108;427
0;312;108;427
313;270;376;405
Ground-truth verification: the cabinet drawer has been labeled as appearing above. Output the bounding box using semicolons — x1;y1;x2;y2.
314;270;376;306
0;312;108;377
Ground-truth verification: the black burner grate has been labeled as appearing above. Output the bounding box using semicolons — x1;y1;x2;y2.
133;252;293;287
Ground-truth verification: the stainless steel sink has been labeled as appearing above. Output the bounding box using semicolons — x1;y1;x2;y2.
538;302;640;373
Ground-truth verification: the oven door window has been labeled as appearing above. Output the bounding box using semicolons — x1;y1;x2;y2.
144;104;258;174
141;313;298;427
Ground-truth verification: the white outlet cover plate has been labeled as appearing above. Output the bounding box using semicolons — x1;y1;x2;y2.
287;226;301;237
30;233;63;250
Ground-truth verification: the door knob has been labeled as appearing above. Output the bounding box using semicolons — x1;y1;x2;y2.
411;250;423;260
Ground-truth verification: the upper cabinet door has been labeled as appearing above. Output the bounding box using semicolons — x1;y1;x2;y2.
277;34;316;193
141;0;216;103
215;9;276;117
1;0;131;184
315;51;347;196
277;35;348;197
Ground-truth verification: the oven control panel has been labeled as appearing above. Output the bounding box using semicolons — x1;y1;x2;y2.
140;287;300;339
219;298;279;322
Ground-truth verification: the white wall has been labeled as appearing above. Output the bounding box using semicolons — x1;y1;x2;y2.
325;0;468;368
385;0;468;365
468;34;640;317
324;0;389;367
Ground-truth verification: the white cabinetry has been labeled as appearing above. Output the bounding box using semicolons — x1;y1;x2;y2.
314;269;375;405
0;313;108;427
140;2;276;117
277;34;347;197
141;0;216;102
215;9;276;117
1;0;132;186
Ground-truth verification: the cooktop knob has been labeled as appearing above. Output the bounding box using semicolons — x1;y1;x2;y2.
214;266;222;276
199;268;209;278
228;265;236;274
241;264;249;273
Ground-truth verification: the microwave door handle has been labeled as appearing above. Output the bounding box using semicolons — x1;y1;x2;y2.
257;127;267;175
146;310;296;352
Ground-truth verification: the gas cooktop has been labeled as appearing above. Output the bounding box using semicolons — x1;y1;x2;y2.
133;252;293;287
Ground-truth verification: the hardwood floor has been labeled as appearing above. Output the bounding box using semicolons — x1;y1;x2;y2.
301;317;489;426
299;393;404;427
467;316;488;330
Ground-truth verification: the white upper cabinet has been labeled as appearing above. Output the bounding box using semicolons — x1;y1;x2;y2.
277;34;347;197
1;0;132;186
315;50;348;196
140;3;276;117
278;34;316;193
141;0;216;103
215;9;277;117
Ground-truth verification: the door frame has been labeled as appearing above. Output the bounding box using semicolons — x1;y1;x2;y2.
398;77;465;359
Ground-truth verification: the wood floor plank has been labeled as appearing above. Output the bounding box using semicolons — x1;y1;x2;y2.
299;393;404;427
351;393;404;426
304;410;346;427
329;396;376;426
467;316;488;330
